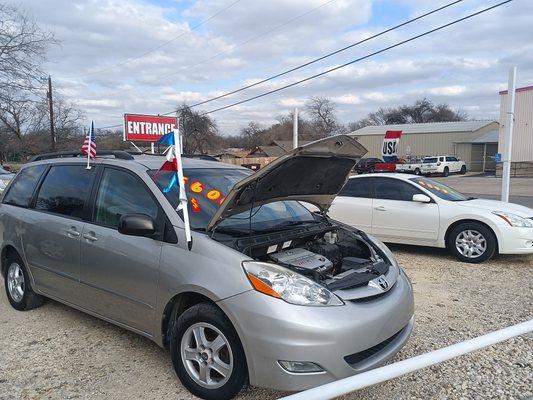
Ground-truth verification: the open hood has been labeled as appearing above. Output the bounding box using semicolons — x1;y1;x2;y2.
207;135;367;231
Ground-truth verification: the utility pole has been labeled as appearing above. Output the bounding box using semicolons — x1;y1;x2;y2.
47;75;56;151
501;67;516;203
293;107;299;149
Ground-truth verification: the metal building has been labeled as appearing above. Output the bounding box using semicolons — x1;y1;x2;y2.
348;120;499;172
498;85;533;176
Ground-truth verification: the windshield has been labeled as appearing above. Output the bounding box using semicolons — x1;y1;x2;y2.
150;168;316;232
423;157;438;163
410;177;469;201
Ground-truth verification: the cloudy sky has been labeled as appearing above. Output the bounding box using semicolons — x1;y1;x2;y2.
12;0;533;134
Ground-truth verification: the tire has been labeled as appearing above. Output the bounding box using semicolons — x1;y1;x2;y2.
425;173;431;177
447;222;496;263
460;165;467;174
442;167;450;177
414;168;421;175
4;253;44;311
170;302;247;400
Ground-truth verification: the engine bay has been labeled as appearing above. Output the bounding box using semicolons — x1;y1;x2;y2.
215;221;393;292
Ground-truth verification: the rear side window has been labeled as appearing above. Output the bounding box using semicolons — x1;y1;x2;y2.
339;178;373;198
2;165;47;207
35;165;95;219
375;178;422;201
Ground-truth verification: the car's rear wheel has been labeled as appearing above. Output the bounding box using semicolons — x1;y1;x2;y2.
4;253;44;311
460;165;467;174
447;222;496;263
414;168;421;175
443;166;450;177
170;302;247;400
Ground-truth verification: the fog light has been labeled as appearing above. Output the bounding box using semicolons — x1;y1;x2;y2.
525;240;533;247
278;360;324;373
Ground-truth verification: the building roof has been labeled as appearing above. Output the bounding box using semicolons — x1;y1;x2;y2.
349;120;497;136
271;140;312;151
499;85;533;95
248;145;286;157
470;130;499;143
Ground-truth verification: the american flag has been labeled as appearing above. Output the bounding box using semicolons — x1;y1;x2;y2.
81;121;96;158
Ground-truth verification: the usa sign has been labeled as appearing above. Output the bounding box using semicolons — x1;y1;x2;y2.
382;130;402;163
123;114;177;142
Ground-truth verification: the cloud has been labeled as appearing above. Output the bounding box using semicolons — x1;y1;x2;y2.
10;0;533;134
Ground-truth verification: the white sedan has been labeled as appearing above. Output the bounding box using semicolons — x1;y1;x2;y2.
329;173;533;263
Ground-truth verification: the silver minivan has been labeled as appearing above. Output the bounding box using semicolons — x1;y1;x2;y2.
1;136;414;400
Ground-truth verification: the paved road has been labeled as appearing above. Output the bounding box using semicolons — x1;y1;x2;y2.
464;193;533;208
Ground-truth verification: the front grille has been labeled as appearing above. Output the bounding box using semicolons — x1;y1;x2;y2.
344;327;404;366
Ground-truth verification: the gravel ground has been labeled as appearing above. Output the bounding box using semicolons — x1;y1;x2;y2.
0;247;531;400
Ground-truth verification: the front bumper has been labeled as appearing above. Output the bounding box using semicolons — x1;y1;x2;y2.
496;225;533;254
218;272;414;391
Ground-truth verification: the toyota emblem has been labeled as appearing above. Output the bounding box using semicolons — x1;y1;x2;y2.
377;276;389;290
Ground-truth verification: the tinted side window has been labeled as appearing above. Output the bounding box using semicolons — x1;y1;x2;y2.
339;178;373;198
35;165;94;218
2;165;47;207
94;168;158;229
446;156;458;162
375;178;422;201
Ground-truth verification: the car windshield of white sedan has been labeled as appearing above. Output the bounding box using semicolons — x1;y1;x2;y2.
410;177;469;201
150;168;316;232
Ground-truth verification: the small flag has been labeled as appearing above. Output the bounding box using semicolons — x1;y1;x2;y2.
158;131;175;146
158;128;192;249
81;121;96;158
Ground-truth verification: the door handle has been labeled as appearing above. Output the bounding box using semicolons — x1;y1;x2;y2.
82;232;98;242
66;228;80;237
374;206;387;211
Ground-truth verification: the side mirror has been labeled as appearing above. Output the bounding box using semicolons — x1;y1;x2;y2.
412;194;431;203
118;214;156;237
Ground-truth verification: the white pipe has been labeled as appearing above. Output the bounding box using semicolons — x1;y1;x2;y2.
280;319;533;400
501;66;516;202
293;107;299;149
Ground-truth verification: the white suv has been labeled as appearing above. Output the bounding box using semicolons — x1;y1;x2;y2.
421;155;466;177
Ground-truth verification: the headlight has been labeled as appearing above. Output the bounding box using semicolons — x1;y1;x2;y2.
365;233;398;265
242;261;343;306
492;211;533;228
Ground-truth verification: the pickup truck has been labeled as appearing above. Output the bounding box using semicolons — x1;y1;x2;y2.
395;158;424;175
420;155;467;177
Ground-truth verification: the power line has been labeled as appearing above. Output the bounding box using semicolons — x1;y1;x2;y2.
199;0;512;116
154;0;338;82
189;0;463;108
97;0;511;130
70;0;243;79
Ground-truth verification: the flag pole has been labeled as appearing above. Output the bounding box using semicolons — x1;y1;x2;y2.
86;123;92;170
173;127;192;249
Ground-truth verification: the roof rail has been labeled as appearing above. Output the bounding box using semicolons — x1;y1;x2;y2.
29;150;135;162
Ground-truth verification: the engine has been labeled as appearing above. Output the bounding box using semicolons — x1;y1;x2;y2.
265;228;390;289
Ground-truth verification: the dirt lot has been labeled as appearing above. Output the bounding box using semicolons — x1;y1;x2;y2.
1;246;531;400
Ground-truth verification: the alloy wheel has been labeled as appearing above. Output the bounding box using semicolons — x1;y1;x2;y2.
180;322;234;389
7;263;25;302
455;230;487;259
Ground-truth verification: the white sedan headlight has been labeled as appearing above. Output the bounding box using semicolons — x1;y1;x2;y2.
242;261;343;306
492;211;533;228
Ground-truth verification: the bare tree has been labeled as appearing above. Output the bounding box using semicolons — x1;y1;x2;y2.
178;105;221;154
305;96;340;137
239;122;265;149
0;4;57;92
348;98;468;131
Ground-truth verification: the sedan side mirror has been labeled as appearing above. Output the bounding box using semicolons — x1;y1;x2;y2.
118;214;156;237
412;194;431;203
